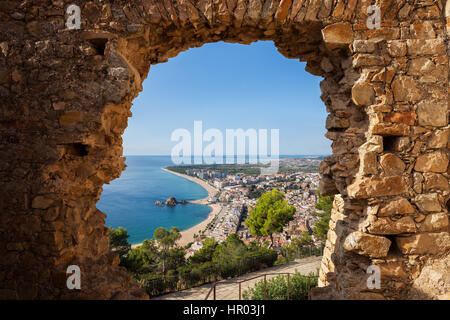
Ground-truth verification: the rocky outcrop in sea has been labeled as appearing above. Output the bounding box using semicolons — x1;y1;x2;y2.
154;197;188;207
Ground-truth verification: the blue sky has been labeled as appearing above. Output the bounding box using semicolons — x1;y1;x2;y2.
123;40;331;156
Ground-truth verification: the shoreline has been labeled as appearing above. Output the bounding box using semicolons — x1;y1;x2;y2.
131;168;220;249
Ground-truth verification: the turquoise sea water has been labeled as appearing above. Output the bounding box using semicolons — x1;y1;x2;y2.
97;156;211;244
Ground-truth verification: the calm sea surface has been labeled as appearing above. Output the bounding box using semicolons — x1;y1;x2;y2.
97;156;210;244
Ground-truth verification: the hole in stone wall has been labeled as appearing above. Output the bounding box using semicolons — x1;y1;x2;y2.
86;38;108;55
63;143;89;157
386;235;400;255
383;136;399;152
329;128;346;133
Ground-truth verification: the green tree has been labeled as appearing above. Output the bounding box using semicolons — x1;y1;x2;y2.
312;191;334;242
189;237;218;265
245;189;296;247
213;234;247;263
166;247;187;272
109;226;130;248
123;239;159;274
108;227;131;260
294;231;314;248
153;227;181;274
212;234;253;278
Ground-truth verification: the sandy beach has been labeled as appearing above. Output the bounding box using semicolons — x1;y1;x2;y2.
131;168;221;249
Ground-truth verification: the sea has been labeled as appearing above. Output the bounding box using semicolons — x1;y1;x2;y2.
97;156;210;244
97;155;325;244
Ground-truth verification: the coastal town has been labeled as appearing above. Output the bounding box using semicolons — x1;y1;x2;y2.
166;159;323;258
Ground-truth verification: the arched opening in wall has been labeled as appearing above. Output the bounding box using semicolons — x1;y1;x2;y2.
98;41;331;247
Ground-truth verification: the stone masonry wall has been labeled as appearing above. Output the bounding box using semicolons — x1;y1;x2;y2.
0;0;448;299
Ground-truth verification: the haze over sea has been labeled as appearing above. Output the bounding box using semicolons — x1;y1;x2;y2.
98;155;323;244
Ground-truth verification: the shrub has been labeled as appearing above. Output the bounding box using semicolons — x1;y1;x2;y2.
273;256;287;266
242;272;318;300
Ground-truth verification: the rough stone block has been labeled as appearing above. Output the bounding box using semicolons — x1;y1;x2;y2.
370;123;410;136
343;231;391;258
428;129;449;149
348;176;407;199
417;100;447;127
368;216;416;235
387;40;407;57
374;261;407;279
380;153;406;176
391;76;422;102
406;39;446;56
352;82;375;106
419;212;449;232
414;193;442;213
414;151;449;173
384;111;416;126
359;151;377;175
32;196;54;209
396;232;450;255
423;173;449;192
379;198;415;217
321;22;353;49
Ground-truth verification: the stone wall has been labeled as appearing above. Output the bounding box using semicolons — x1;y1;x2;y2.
0;0;448;299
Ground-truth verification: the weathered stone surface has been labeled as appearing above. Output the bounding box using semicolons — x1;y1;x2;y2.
408;57;446;83
414;151;449;173
411;253;450;299
326;115;349;129
275;0;292;21
351;82;374;106
413;172;424;193
380;153;405;176
359;151;377;175
387;40;406;57
423;173;449;192
321;22;353;49
319;175;338;196
374;261;407;279
379;198;415;217
414;193;442;213
428;129;449;149
368;216;416;235
396;233;450;255
352;40;376;53
384;111;416;126
32;196;54;209
410;21;436;39
360;135;383;153
391;76;421;102
419;212;449;232
352;54;385;68
406;39;446;56
343;231;391;258
59;111;86;127
417;100;448;127
348;176;407;198
370;123;410;136
43;207;60;222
